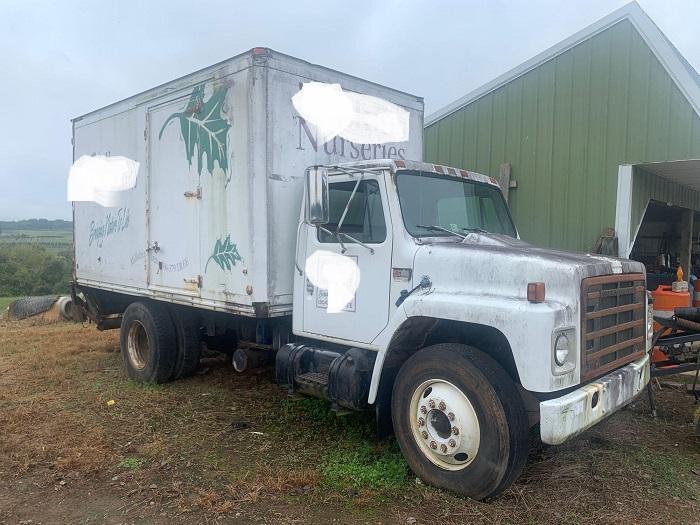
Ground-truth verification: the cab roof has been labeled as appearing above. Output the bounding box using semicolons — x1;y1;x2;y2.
328;159;501;188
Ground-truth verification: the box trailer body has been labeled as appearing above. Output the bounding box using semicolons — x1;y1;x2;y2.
72;48;423;317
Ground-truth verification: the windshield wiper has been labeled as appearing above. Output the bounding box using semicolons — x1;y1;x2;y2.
460;227;489;234
415;224;466;239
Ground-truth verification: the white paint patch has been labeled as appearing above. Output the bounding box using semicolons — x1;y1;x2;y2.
586;253;623;273
305;250;360;314
292;82;409;145
68;155;139;207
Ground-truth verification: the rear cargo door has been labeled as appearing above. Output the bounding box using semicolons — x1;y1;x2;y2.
146;96;203;296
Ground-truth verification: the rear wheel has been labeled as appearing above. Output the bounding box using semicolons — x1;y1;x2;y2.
169;307;201;380
391;343;529;500
120;301;177;383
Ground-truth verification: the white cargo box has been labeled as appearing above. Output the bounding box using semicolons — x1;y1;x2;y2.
72;48;424;317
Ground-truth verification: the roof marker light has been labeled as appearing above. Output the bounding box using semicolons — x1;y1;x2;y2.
395;160;406;168
433;165;444;174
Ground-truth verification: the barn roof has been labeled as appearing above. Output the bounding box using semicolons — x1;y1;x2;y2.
426;2;700;126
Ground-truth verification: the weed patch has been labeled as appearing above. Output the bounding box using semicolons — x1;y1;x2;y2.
321;440;409;490
118;457;143;470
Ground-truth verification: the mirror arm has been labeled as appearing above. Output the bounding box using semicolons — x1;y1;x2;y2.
334;176;363;235
319;226;347;253
337;232;374;255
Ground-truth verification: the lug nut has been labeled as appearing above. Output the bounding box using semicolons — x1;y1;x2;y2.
421;431;428;439
428;400;436;409
420;406;427;415
429;441;437;449
447;412;455;421
448;439;456;447
452;427;459;436
418;417;425;427
440;444;447;453
438;401;446;411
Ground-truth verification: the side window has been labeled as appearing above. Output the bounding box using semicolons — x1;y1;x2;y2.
318;180;387;244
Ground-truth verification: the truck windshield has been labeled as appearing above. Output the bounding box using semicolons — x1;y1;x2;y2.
396;170;517;238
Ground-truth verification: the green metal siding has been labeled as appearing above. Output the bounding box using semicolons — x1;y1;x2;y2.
425;19;700;252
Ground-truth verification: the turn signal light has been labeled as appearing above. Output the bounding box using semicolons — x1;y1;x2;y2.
527;282;545;303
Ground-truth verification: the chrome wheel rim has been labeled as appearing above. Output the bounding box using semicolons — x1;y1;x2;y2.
126;320;150;370
409;379;480;470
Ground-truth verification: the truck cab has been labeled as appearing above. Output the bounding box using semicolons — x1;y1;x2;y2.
278;158;651;499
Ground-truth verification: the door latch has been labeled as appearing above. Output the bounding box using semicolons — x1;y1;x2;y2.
184;187;202;199
183;275;203;288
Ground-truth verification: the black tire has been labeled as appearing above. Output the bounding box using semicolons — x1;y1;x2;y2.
391;343;529;500
120;301;177;383
169;307;201;380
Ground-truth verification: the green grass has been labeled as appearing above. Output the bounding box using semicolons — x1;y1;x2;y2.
279;398;410;490
320;440;409;490
622;445;700;502
118;457;143;470
0;297;20;311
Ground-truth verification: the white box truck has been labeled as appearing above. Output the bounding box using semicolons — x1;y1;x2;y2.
72;48;651;500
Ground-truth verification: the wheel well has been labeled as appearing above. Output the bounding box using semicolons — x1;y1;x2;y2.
375;317;521;437
384;317;520;383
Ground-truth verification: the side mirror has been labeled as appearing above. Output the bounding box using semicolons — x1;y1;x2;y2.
305;166;329;225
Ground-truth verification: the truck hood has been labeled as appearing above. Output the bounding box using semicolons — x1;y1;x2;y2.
412;233;645;305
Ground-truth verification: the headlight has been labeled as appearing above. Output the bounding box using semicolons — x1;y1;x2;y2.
554;333;570;366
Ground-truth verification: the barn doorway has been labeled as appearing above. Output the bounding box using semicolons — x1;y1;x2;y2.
629;200;697;289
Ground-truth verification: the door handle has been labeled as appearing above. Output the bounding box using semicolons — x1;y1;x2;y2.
146;241;160;253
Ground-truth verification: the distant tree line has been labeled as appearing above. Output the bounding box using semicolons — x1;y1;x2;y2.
0;219;73;233
0;245;72;296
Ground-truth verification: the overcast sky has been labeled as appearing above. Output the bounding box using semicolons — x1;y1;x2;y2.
1;0;698;220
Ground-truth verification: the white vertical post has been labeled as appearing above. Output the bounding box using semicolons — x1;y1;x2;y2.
614;165;634;259
680;208;693;279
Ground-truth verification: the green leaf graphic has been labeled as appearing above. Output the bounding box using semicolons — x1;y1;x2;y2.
158;84;231;177
205;234;242;272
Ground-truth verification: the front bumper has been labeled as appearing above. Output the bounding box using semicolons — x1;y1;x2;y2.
539;354;650;445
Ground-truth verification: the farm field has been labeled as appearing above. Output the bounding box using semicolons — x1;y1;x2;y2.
0;317;698;524
0;229;72;253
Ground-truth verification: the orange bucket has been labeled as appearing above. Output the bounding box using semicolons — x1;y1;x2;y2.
652;284;691;332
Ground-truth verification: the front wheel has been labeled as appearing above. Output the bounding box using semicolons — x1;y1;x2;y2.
391;344;529;500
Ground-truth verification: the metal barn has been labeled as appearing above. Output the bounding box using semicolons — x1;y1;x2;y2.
425;2;700;283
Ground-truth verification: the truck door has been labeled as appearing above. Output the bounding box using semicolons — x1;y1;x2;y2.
301;174;392;344
146;97;202;296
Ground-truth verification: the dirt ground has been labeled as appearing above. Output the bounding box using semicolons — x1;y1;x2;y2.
0;317;698;525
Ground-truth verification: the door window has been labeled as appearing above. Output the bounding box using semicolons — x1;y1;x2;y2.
318;180;387;244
